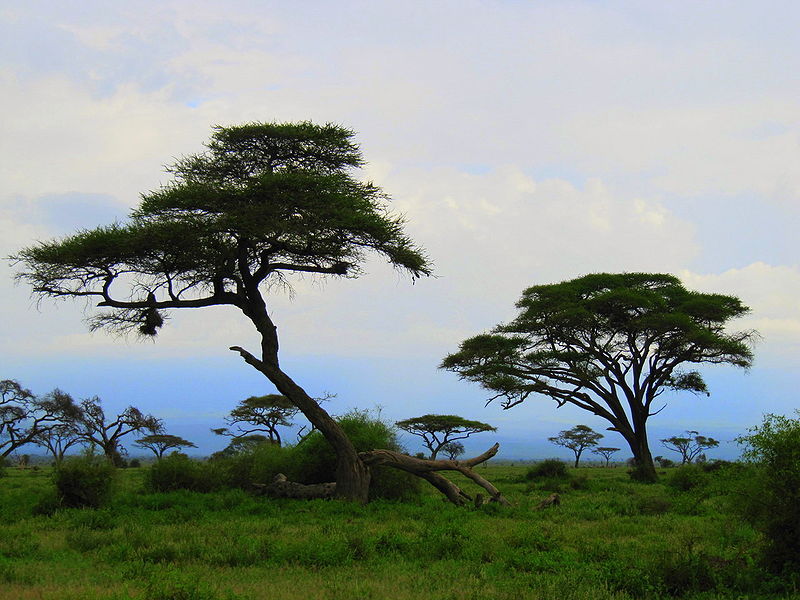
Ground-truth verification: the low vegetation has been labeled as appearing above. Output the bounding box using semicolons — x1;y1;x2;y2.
0;456;797;600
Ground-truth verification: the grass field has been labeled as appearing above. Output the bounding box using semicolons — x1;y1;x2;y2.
0;463;794;600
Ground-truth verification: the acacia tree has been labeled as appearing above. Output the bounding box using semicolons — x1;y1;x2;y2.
441;441;465;460
212;394;298;446
14;122;430;502
592;446;620;467
134;433;197;458
32;390;85;463
395;414;496;459
77;397;162;466
1;380;80;459
442;273;755;482
660;430;719;464
548;425;603;468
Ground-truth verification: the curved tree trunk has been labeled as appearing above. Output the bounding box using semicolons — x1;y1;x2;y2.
230;345;371;503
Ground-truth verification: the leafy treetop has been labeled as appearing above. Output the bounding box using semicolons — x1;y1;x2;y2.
13;121;430;341
395;414;496;459
442;272;755;481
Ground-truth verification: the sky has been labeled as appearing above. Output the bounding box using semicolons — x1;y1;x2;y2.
1;1;798;462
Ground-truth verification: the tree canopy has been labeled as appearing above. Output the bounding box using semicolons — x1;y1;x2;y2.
442;272;755;482
212;394;298;447
548;425;603;468
134;433;197;459
14;121;431;501
660;430;719;464
395;414;496;459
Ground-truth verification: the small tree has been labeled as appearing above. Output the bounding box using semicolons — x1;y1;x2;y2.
592;446;620;467
77;397;162;466
442;273;755;482
441;441;466;460
1;381;81;459
395;414;496;459
548;425;603;468
134;434;197;459
660;430;719;464
213;394;298;446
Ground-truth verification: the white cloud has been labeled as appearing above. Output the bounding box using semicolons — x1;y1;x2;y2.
680;263;800;367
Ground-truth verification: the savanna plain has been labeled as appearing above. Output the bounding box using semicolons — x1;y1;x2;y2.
0;459;793;600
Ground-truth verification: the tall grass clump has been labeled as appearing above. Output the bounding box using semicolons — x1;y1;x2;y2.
736;412;800;577
292;409;422;501
54;454;117;509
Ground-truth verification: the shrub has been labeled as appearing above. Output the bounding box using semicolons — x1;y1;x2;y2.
525;459;568;480
129;458;142;468
145;453;221;493
667;464;708;492
54;455;116;509
736;412;800;575
291;409;422;501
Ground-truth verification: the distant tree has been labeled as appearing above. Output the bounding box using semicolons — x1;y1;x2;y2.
210;434;270;460
592;446;621;467
1;381;81;459
654;455;675;468
395;414;496;460
134;433;197;459
442;273;755;482
212;394;298;446
441;441;466;461
549;425;603;468
660;431;719;464
77;397;162;466
32;390;85;463
13;121;431;502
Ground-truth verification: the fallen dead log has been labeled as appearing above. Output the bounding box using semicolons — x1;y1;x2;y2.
250;445;510;506
535;493;560;509
359;443;511;506
253;474;336;499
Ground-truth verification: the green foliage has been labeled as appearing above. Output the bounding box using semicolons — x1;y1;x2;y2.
526;459;569;480
54;455;117;509
13;121;430;339
548;425;602;467
295;409;422;501
667;464;709;492
145;453;222;493
394;414;496;459
736;412;800;574
442;273;755;481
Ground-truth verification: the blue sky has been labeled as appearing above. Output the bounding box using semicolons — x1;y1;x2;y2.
2;1;799;461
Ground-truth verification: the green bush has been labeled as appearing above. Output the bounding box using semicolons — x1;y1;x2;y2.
525;459;568;480
54;455;117;509
667;464;708;492
291;409;422;501
145;453;221;493
737;412;800;575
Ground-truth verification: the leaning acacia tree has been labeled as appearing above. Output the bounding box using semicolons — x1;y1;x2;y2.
442;273;755;482
13;122;432;502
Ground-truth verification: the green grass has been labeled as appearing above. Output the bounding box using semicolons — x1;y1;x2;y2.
0;465;792;599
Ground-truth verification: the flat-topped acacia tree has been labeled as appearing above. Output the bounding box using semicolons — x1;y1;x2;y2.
442;273;755;482
13;121;431;502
